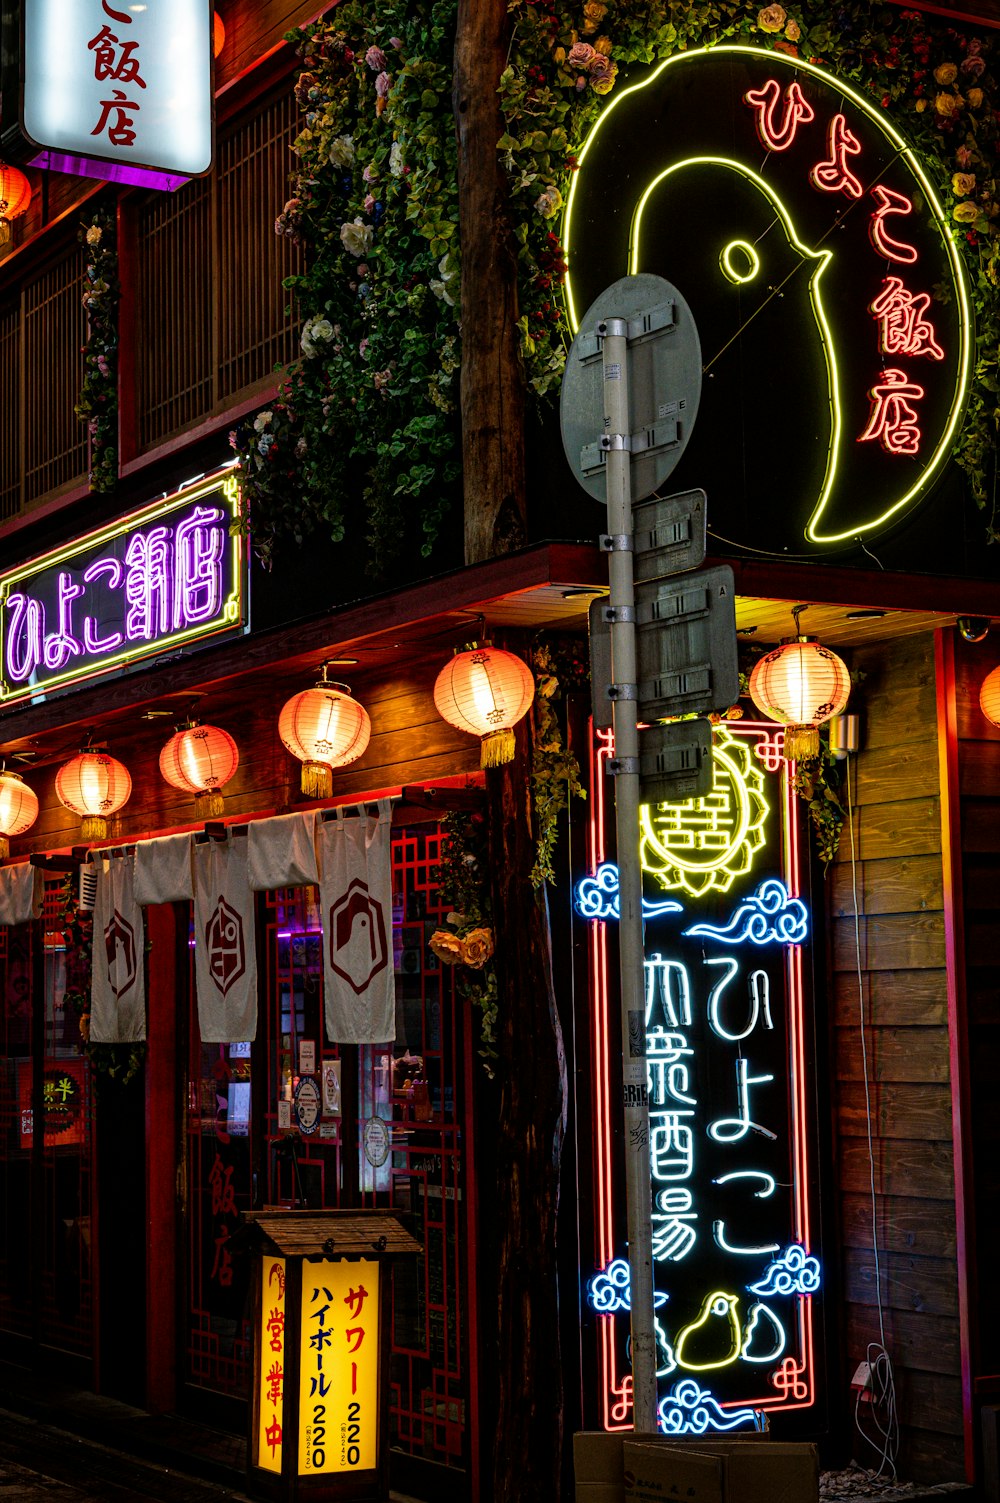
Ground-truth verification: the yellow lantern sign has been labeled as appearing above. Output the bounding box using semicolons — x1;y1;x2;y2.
299;1258;381;1476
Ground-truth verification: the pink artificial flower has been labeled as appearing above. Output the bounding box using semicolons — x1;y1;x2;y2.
375;71;391;98
365;45;387;72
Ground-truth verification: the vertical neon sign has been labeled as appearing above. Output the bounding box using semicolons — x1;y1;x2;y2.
578;723;820;1433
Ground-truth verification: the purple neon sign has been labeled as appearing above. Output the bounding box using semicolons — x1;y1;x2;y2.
0;472;245;706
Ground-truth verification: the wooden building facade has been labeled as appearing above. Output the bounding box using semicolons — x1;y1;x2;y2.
2;1;1000;1500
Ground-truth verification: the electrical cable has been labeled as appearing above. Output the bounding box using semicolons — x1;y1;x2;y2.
846;755;899;1481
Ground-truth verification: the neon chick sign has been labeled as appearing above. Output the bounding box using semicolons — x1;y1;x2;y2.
0;472;244;705
563;47;971;552
577;724;822;1434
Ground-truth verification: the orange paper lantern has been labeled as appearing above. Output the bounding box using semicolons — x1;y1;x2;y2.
160;723;239;817
213;10;225;57
433;645;535;767
0;771;39;860
0;164;31;244
748;636;851;761
278;675;371;798
980;666;1000;728
55;751;131;841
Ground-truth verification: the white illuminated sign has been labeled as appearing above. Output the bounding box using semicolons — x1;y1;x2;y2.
22;0;213;185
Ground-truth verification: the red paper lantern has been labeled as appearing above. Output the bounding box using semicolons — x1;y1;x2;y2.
0;164;31;243
279;674;371;798
55;751;131;841
748;636;851;761
0;771;39;860
159;723;239;818
213;10;225;57
980;666;1000;728
433;644;535;767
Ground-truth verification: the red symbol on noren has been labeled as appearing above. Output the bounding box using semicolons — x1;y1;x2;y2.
104;909;137;998
329;879;388;995
206;896;246;995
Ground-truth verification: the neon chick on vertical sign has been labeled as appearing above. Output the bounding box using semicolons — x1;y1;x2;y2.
0;472;244;706
577;725;821;1433
21;0;212;182
563;48;970;549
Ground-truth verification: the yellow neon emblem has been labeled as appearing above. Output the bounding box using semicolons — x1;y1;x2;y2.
674;1290;743;1371
562;45;972;545
640;726;768;898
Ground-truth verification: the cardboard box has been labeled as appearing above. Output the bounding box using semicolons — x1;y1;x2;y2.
573;1429;770;1503
574;1430;660;1501
623;1438;818;1503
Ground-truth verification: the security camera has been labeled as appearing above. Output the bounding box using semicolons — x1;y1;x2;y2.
957;616;991;643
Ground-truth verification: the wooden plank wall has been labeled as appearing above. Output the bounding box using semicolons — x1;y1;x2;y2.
829;631;964;1481
7;655;481;858
951;634;1000;1438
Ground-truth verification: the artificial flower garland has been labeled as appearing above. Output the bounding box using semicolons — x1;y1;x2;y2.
75;208;119;494
232;0;461;570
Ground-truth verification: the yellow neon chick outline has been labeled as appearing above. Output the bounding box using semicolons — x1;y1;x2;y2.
720;238;760;285
674;1290;743;1372
562;45;972;545
630;157;839;543
639;726;769;899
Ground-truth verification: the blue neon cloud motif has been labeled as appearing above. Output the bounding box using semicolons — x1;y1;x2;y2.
683;879;808;945
749;1243;822;1297
587;1257;669;1314
575;863;684;922
657;1378;758;1435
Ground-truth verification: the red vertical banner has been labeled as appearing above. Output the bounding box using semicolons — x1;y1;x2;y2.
256;1257;286;1473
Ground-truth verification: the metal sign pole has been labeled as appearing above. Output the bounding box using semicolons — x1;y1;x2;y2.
600;316;658;1433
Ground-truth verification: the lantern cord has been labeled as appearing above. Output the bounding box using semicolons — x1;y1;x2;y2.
846;754;899;1481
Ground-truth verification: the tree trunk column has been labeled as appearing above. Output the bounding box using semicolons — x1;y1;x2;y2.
454;0;528;563
488;721;568;1503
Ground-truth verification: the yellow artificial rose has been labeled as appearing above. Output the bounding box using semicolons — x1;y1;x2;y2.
581;1;607;33
967;87;984;108
758;4;787;32
591;62;618;94
952;172;977;196
915;98;927;112
594;35;613;55
934;92;959;117
785;17;801;40
429;929;465;966
553;46;566;63
934;61;958;85
954;201;980;223
462;927;495;969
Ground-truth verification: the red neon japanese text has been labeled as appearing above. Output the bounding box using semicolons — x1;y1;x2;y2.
809;114;863;199
858;368;925;456
743;79;815;152
869;186;918;265
869;278;943;361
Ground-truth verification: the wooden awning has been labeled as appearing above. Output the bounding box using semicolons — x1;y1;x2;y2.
241;1208;422;1259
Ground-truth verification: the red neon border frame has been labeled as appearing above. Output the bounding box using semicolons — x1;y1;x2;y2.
586;721;818;1429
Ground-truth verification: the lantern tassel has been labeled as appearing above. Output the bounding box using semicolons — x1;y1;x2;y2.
481;728;516;768
0;835;8;861
301;761;333;799
783;724;821;762
198;790;226;819
81;815;109;841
